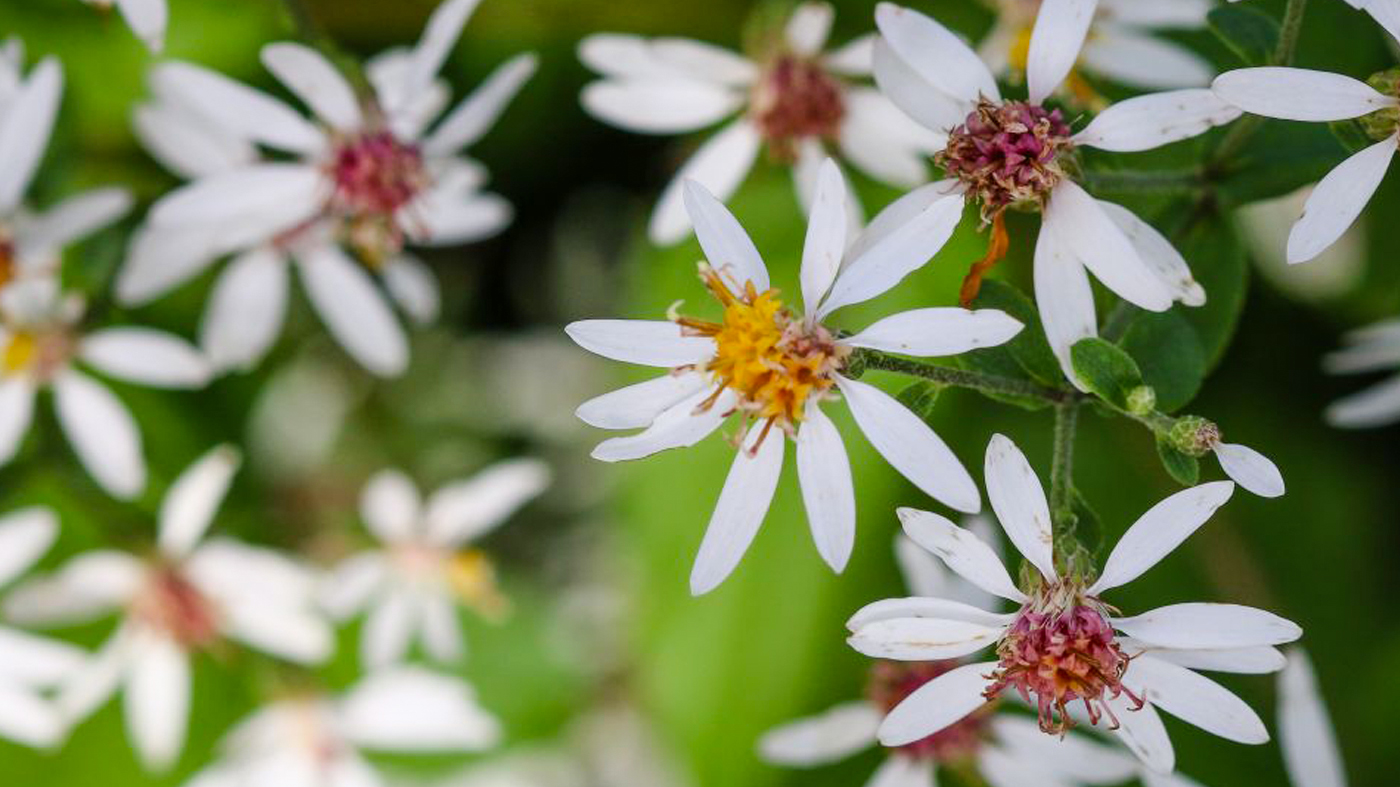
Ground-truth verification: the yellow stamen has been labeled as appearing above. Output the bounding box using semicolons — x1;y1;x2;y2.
447;549;509;621
2;333;35;374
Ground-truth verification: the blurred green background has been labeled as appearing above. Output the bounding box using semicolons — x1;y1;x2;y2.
0;0;1395;785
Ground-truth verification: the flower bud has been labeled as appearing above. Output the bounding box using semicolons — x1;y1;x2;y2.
1126;385;1156;416
1362;68;1400;141
1168;415;1220;458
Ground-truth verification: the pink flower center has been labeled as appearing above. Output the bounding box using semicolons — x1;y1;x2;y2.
985;602;1140;734
326;130;429;264
132;566;221;649
751;55;845;159
868;661;990;762
937;99;1073;221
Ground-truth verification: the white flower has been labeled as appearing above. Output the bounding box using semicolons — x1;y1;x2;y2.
120;0;535;376
578;1;943;244
979;0;1215;96
873;2;1237;386
1212;10;1400;264
0;279;211;499
568;160;1025;595
182;667;501;787
321;459;550;669
0;506;85;748
1322;318;1400;428
79;0;168;52
847;433;1300;773
4;446;335;772
1279;649;1349;787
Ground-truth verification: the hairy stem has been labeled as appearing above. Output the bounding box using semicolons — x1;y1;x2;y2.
1078;167;1205;196
1273;0;1310;66
1050;402;1079;535
1209;0;1310;168
857;351;1073;405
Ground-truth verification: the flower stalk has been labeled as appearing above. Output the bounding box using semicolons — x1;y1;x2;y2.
855;350;1072;405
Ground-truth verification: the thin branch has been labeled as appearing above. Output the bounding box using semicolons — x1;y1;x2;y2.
1050;401;1079;535
856;351;1073;405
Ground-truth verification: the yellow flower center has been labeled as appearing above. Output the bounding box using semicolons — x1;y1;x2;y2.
447;549;509;620
2;332;36;374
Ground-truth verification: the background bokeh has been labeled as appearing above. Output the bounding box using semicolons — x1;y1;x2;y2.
0;0;1395;784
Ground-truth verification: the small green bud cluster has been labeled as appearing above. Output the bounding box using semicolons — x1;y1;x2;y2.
1362;68;1400;141
1126;385;1157;416
1167;416;1220;458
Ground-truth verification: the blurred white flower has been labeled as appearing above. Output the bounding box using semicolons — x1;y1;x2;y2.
0;506;85;749
0;279;211;499
1279;649;1348;787
578;1;943;244
121;0;535;376
321;459;550;669
1323;318;1400;428
568;162;1026;595
1239;185;1367;302
847;434;1299;773
79;0;167;52
4;446;334;772
182;667;501;787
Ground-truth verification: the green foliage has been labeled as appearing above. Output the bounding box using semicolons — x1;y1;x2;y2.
1070;338;1145;412
1156;436;1202;487
1208;4;1280;66
1215;122;1348;208
895;381;941;424
1174;212;1250;371
969;279;1062;387
1121;310;1207;413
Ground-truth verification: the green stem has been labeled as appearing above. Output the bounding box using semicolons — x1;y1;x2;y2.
1049;402;1078;534
1077;168;1205;196
1273;0;1310;66
857;351;1072;405
1209;0;1310;168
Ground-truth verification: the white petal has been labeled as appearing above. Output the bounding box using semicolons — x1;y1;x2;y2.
222;601;333;665
800;159;848;312
1279;650;1348;787
871;38;967;135
566;319;714;368
847;595;1014;632
866;756;935;787
360;469;422;543
1046;181;1173;311
1124;656;1268;744
1326;373;1400;428
1124;641;1286;674
989;716;1139;783
52;371;144;499
1370;0;1400;47
125;634;191;772
1032;219;1096;388
649;119;761;244
424;53;537;155
200;246;289;373
874;3;998;103
424;458;550;545
796;404;855;573
406;187;513;246
0;624;83;687
158;445;240;559
1287;135;1396;264
983;434;1056;581
757;701;880;765
896;507;1026;602
1026;0;1097;105
576;372;707;430
3;551;143;625
338;666;500;752
1089;481;1235;594
845;181;959;268
0;58;60;213
148;163;324;229
80;328;211;389
114;225;225;307
1213;66;1398;121
786;2;834;55
819;193;964;317
894;531;952;599
1079;30;1214;90
578;34;753;83
132;100;255;180
382;254;440;325
0;506;56;587
978;745;1076;787
115;0;167;50
1097;0;1212;26
15;187;132;259
1108;696;1174;774
582;77;742;134
361;588;415;669
0;683;65;747
1098;201;1205;306
419;592;465;662
151;61;324;154
838;90;940;188
839;376;980;513
877;660;996;746
590;387;734;462
318;552;387;619
848;616;1004;661
1074;90;1241;153
55;629;130;722
296;244;409;377
260;42;362;130
684;178;769;292
1112;603;1303;649
846;308;1023;357
825;33;876;76
186;539;320;608
1212;443;1284;498
399;0;482;115
689;426;785;595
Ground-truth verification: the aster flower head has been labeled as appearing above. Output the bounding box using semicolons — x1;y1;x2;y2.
120;0;535;376
847;434;1300;773
874;2;1237;381
79;0;167;52
569;159;1026;595
4;446;335;772
578;2;944;244
321;459;550;669
1322;318;1400;428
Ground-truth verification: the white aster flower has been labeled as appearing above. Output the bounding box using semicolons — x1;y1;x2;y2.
979;0;1215;97
1212;10;1400;264
1321;318;1400;428
874;2;1238;385
321;459;550;669
0;279;211;499
847;433;1300;773
80;0;168;52
0;506;85;748
1279;649;1349;787
578;1;943;244
182;667;501;787
120;0;535;376
568;160;1025;595
4;446;335;772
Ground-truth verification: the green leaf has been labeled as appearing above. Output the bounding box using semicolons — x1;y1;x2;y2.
1330;119;1376;155
1173;213;1250;371
1070;338;1145;411
1157;436;1202;487
1216;122;1347;208
896;381;942;425
1121;311;1207;412
1207;5;1280;66
971;279;1063;386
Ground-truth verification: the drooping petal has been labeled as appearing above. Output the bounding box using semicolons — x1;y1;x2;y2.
565;319;715;367
757;701;881;765
1025;0;1097;105
845;308;1023;357
684;178;770;293
590;388;734;462
983;434;1056;581
52;371;144;499
338;666;501;752
895;507;1026;603
1279;650;1348;787
424;53;537;155
1089;481;1235;594
1107;695;1174;774
1074;89;1241;153
839;376;980;513
1213;67;1398;122
877;660;997;746
424;458;550;546
295;243;409;378
1079;29;1214;90
79;328;212;389
1046;181;1173;311
576;372;707;430
125;633;191;772
874;3;998;103
1286;135;1396;264
200;246;289;373
1112;603;1303;649
260;42;362;130
150;62;324;154
1124;655;1269;744
847;616;1005;661
1098;201;1206;306
1032;219;1096;389
796;404;855;573
360;469;423;543
799;159;848;313
649;119;762;245
0;507;56;588
580;78;743;134
1212;442;1284;498
158;445;240;560
689;425;785;596
0;58;60;213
